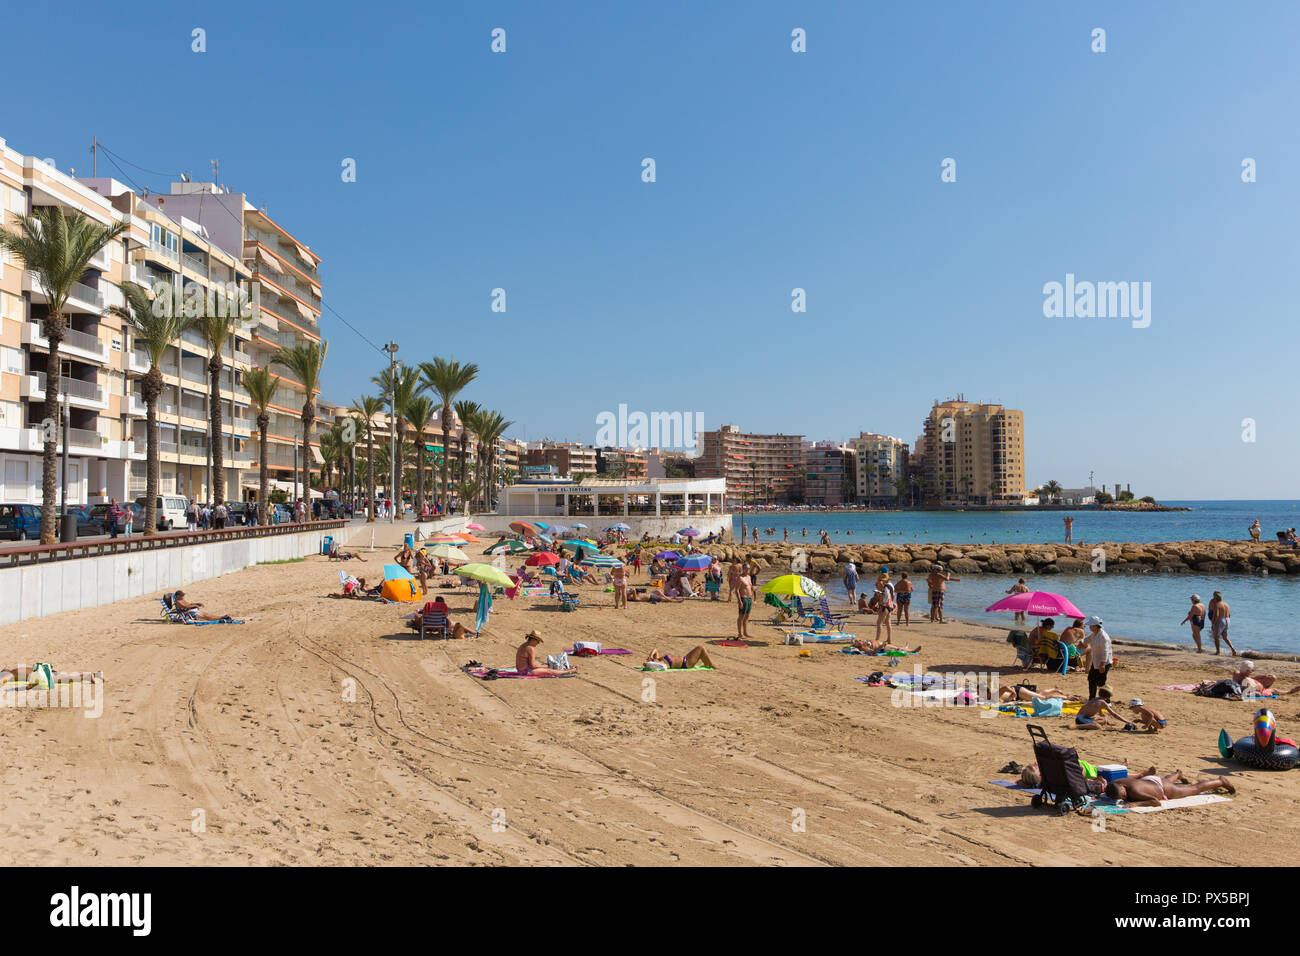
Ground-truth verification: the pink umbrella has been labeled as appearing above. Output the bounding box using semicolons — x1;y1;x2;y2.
985;590;1086;619
466;523;485;531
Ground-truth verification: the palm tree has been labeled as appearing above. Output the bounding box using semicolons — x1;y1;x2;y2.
351;396;384;521
459;405;486;508
473;411;512;512
109;282;190;535
988;479;1000;505
193;309;241;504
403;395;436;515
892;476;909;509
959;473;974;504
319;425;342;492
0;208;127;542
454;399;482;489
419;358;478;515
273;340;329;516
1043;479;1063;505
243;367;280;518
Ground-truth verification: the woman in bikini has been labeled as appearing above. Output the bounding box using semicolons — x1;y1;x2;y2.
644;646;715;670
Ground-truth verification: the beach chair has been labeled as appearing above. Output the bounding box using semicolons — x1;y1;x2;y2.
817;597;850;627
764;593;795;623
1006;629;1032;668
417;605;450;640
790;597;815;625
159;593;229;626
1029;634;1069;674
553;579;580;611
1026;724;1090;815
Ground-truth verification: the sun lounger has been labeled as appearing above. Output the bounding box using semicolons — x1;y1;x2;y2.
159;594;243;625
817;597;849;627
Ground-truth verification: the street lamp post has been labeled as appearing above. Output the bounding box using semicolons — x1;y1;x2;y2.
383;342;399;524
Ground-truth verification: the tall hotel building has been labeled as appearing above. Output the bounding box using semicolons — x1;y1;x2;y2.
696;425;803;506
920;397;1025;506
0;134;324;508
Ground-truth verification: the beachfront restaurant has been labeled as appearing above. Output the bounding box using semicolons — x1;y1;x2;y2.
491;476;730;537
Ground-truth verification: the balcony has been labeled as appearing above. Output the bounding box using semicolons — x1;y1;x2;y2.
182;252;208;275
22;373;107;409
68;281;106;311
149;240;178;262
128;394;147;416
22;321;109;364
67;427;103;450
232;417;254;433
128;349;150;373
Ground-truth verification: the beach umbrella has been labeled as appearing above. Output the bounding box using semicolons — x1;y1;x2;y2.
455;532;482;543
509;521;540;535
560;540;599;554
525;551;561;567
426;544;469;564
571;522;588;529
465;523;486;531
653;551;681;561
580;554;621;568
484;538;528;555
985;591;1085;619
678;528;701;537
532;521;550;530
456;563;515;589
761;574;825;599
383;563;414;581
426;532;465;545
675;554;712;571
549;524;571;536
534;534;554;546
604;523;629;532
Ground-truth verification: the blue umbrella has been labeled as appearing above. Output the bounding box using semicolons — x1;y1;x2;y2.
580;554;621;568
570;522;588;529
532;521;550;530
675;554;712;570
549;524;571;535
383;563;414;581
653;551;680;561
604;523;630;532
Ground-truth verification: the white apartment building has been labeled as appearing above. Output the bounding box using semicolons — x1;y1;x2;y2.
853;432;909;506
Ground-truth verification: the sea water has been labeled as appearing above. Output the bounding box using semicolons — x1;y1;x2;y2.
733;502;1300;655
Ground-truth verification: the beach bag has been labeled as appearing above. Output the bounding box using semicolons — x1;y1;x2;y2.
29;663;54;690
784;633;805;646
1199;679;1242;699
644;660;669;671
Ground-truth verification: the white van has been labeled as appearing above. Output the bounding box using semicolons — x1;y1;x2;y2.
135;494;189;530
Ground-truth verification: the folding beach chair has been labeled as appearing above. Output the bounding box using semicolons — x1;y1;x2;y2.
764;593;795;624
414;605;450;640
817;597;850;627
553;579;580;611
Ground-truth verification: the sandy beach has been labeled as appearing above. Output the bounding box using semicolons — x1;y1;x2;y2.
3;523;1298;867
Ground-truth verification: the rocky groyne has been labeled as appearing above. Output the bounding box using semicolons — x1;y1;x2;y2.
664;540;1300;576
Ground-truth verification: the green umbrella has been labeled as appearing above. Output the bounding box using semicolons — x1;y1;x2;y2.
484;538;529;555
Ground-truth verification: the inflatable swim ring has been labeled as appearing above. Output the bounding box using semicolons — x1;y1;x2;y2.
1221;709;1300;771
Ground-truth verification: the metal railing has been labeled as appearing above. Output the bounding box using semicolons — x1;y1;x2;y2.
69;281;105;308
0;519;346;568
150;240;178;261
66;427;102;447
182;252;207;274
34;373;103;402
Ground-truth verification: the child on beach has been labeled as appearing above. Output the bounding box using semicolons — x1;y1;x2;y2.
1128;698;1166;732
1074;687;1136;731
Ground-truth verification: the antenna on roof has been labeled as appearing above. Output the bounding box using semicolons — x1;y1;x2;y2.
180;172;191;183
210;159;219;186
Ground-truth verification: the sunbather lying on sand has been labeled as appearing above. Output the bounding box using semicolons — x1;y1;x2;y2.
1;664;101;687
628;587;684;603
338;575;382;598
644;646;715;670
849;636;919;654
515;630;576;676
998;684;1080;703
1105;767;1235;808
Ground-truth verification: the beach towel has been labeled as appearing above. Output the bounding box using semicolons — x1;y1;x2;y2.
1155;684;1199;691
1127;794;1231;813
565;647;632;656
981;702;1083;718
636;664;714;672
463;666;576;680
839;647;916;656
783;630;852;643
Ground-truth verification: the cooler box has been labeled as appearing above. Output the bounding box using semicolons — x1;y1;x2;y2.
1097;764;1128;783
321;535;334;555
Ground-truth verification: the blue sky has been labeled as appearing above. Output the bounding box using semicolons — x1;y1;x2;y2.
6;1;1298;498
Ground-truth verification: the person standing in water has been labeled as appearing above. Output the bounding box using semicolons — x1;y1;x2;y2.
1179;594;1207;653
1207;591;1238;656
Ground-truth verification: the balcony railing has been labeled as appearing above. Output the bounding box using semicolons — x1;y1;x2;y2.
66;427;102;448
182;252;208;274
149;240;178;261
34;373;103;402
69;281;105;308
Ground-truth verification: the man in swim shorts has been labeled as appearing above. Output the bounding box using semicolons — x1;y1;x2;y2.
1207;591;1238;656
1105;767;1235;808
515;630;576;676
735;570;755;641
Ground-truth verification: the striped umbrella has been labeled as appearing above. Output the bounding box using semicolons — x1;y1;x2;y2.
674;554;712;570
580;554;621;568
484;538;528;555
678;528;701;537
426;532;465;545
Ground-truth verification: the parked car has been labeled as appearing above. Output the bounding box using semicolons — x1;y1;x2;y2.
134;494;189;531
225;502;250;525
59;505;105;536
0;503;42;541
271;504;293;524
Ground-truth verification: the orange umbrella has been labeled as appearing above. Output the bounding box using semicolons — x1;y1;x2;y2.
457;532;481;544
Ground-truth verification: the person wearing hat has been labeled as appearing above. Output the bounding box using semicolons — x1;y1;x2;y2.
843;561;858;603
514;630;576;676
1179;595;1207;653
1084;615;1113;700
1128;697;1166;733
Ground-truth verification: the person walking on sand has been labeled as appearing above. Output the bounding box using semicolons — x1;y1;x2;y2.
926;563;960;623
894;571;914;625
1063;515;1073;544
735;567;755;642
1083;616;1114;699
1180;594;1207;653
1207;591;1238;656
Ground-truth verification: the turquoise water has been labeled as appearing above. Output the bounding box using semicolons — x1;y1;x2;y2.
734;502;1300;656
